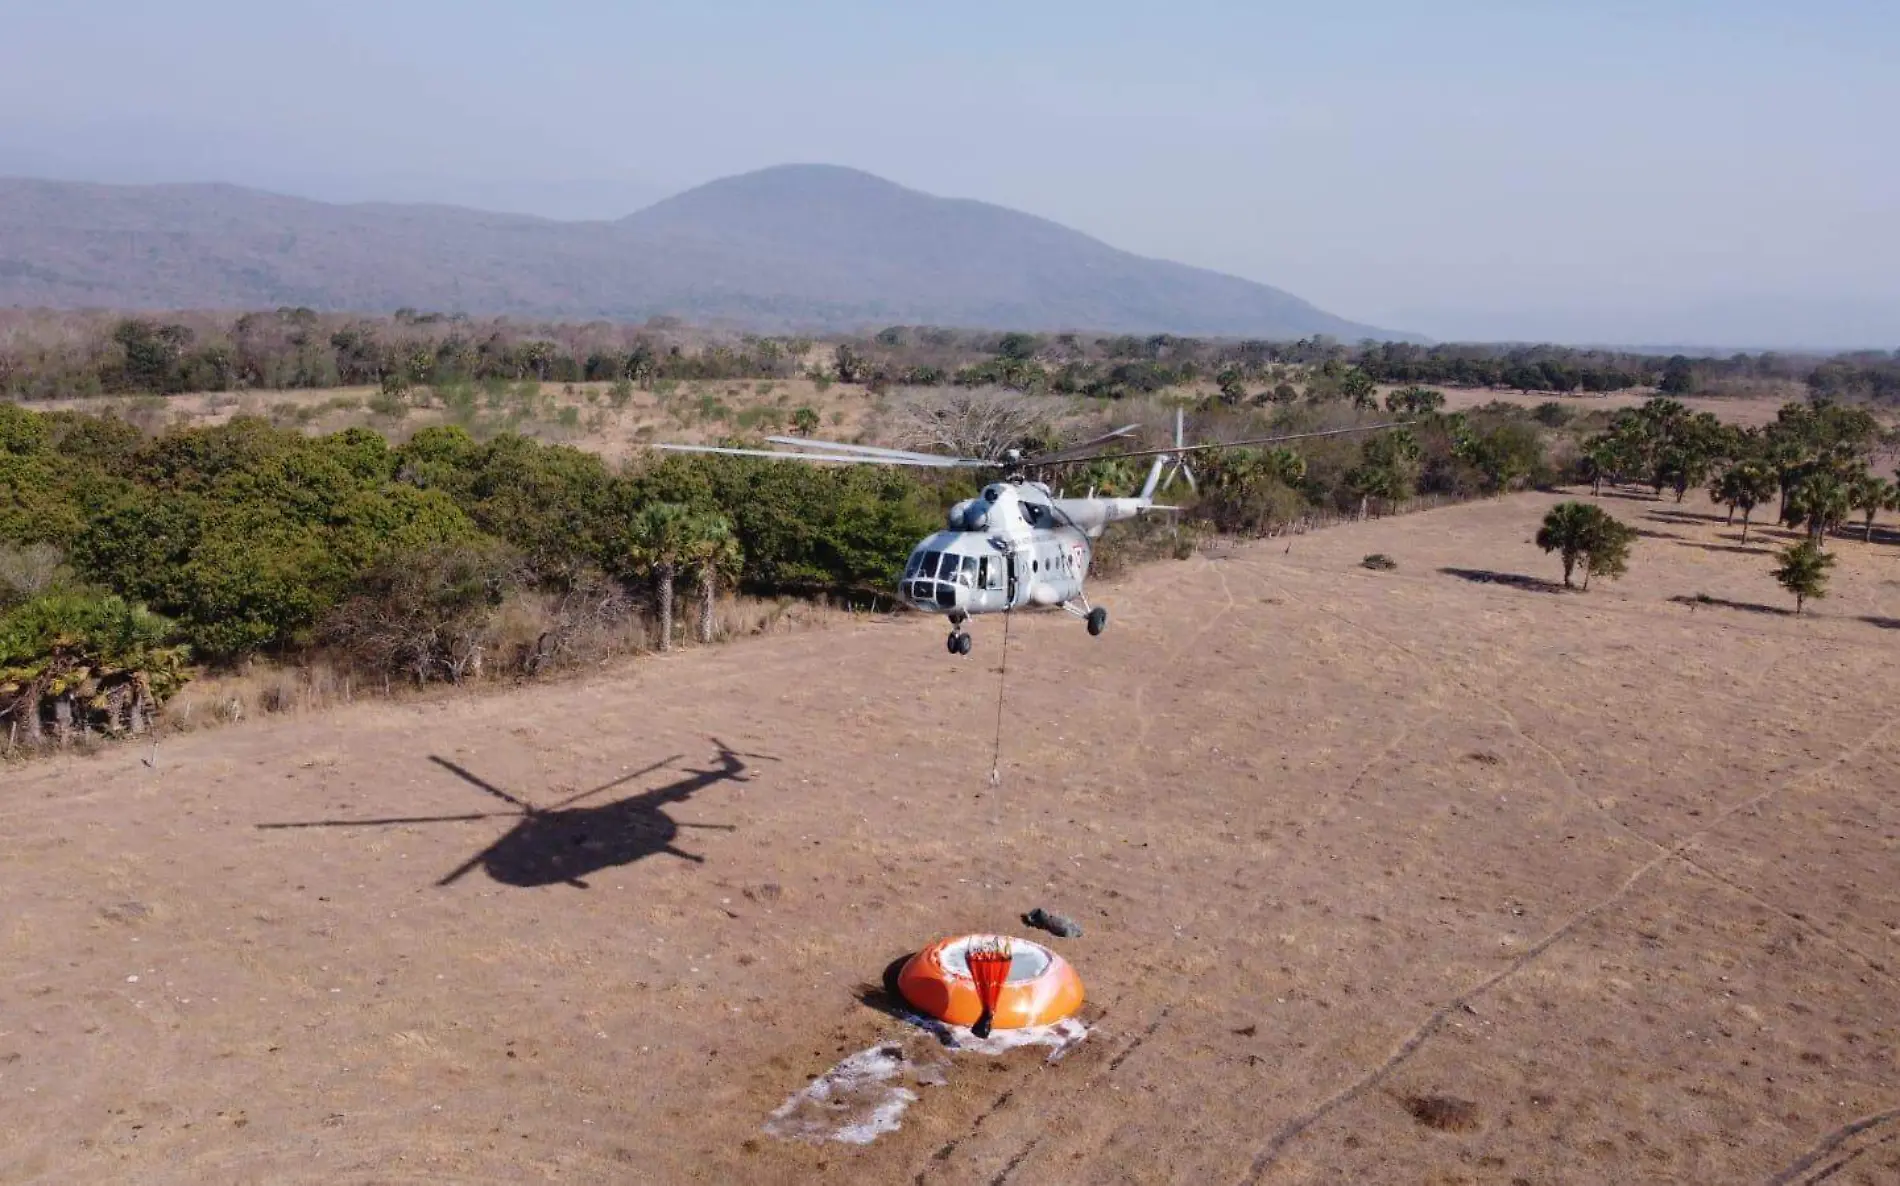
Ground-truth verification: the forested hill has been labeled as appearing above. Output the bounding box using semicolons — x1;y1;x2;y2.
0;165;1400;340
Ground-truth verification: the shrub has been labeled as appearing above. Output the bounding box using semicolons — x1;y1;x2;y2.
1362;553;1397;571
319;541;526;684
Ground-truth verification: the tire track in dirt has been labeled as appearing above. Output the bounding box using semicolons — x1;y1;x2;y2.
1236;565;1896;1182
911;1008;1174;1186
1766;1107;1900;1185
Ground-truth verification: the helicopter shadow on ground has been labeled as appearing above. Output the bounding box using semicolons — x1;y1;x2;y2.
257;738;773;890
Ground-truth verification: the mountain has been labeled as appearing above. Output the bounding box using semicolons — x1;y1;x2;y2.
0;164;1404;339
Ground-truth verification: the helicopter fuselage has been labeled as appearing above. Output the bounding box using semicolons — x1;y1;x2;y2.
898;477;1155;619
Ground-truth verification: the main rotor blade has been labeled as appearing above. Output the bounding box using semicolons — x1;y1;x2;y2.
654;443;990;468
1025;424;1143;466
763;436;977;465
1048;422;1401;466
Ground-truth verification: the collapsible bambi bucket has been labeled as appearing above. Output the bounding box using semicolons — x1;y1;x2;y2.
896;933;1084;1030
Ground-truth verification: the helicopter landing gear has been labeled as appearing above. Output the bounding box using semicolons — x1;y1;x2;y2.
1061;597;1109;637
946;610;973;656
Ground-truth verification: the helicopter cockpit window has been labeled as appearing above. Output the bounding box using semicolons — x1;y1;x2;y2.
916;551;941;579
904;552;924;578
953;554;978;586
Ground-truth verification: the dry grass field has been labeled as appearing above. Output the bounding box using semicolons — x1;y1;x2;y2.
3;490;1898;1185
17;377;892;463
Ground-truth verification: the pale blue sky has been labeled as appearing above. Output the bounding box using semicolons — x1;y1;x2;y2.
3;1;1895;348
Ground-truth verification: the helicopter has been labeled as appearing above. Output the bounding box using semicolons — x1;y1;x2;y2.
658;411;1393;655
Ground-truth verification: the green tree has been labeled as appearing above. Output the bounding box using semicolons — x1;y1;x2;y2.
1580;431;1636;496
791;406;821;437
1710;462;1777;541
1345;429;1421;517
1339;368;1378;411
1849;473;1893;543
1385;386;1445;417
1772;539;1833;614
0;590;189;744
1536;501;1636;589
685;512;743;644
624;502;694;651
1580;515;1638;589
1784;468;1853;543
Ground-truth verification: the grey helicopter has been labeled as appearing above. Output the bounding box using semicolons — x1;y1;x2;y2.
658;411;1392;655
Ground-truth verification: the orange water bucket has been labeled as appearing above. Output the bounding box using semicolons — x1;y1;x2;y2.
896;934;1085;1030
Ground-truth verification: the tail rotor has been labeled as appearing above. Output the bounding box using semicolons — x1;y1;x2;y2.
1160;407;1197;495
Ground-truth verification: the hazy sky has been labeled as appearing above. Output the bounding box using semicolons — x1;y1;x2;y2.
3;1;1895;348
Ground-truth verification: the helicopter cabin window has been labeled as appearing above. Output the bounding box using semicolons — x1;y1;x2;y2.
954;554;978;586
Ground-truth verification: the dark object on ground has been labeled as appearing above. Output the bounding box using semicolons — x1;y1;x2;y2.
1023;907;1083;938
1404;1094;1481;1132
1362;553;1397;571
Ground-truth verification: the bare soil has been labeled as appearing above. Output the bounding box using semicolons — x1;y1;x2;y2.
4;492;1898;1185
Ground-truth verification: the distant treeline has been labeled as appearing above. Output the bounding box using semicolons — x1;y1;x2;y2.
2;307;1895;403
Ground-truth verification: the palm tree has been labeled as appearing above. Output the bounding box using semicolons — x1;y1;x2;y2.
1;591;188;745
1581;436;1624;496
1785;469;1853;543
1534;502;1612;588
684;512;742;645
1710;462;1778;541
624;502;694;652
1849;474;1893;542
1772;539;1834;615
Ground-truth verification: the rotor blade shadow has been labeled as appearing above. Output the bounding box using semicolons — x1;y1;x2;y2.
429;755;538;811
544;755;684;811
258;812;511;830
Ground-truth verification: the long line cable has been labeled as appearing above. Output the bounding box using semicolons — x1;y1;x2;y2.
988;608;1013;785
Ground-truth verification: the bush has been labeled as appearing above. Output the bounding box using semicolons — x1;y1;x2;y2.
320;541;526;684
1362;553;1397;571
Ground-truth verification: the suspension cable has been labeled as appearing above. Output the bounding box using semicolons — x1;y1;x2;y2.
988;608;1013;786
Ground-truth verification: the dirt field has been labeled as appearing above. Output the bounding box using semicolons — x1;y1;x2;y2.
4;491;1897;1185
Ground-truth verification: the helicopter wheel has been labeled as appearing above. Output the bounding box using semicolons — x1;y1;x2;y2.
1086;607;1108;637
948;630;972;655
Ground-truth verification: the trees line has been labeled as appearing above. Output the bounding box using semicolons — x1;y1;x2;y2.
1534;393;1896;613
1;386;1885;751
2;307;1895;403
0;389;1584;747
